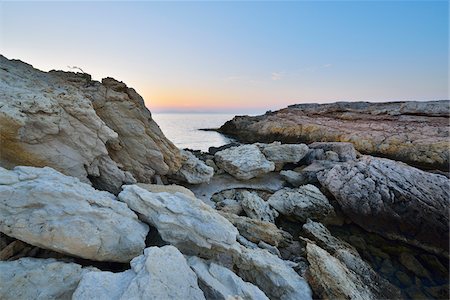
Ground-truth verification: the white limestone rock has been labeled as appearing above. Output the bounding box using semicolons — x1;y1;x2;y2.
233;246;312;300
260;142;309;170
268;185;335;223
174;150;214;184
187;256;269;300
136;182;196;199
215;145;275;180
73;246;205;300
0;55;182;194
240;191;278;223
118;185;239;255
0;166;148;262
0;258;95;300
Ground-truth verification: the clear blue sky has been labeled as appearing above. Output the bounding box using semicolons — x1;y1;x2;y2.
1;1;448;113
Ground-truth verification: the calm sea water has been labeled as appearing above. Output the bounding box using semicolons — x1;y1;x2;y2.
152;113;237;152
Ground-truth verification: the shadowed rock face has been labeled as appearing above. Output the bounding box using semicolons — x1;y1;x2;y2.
0;55;181;193
219;101;450;171
318;156;450;255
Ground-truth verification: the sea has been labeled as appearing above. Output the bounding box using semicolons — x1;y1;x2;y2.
152;113;238;152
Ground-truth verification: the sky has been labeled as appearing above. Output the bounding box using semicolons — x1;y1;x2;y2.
0;1;448;113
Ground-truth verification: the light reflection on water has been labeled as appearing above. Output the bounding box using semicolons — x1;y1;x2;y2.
152;113;236;152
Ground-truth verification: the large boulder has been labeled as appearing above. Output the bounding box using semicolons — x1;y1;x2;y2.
233;246;312;300
172;150;214;184
308;142;357;162
73;246;205;300
218;101;450;170
187;256;269;300
0;166;148;262
318;155;450;254
214;145;275;180
268;185;335;223
258;142;309;170
0;56;181;194
118;185;239;256
0;258;95;300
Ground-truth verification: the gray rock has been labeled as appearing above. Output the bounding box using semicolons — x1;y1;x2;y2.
73;246;205;300
215;145;275;180
318;155;450;254
0;258;94;300
280;170;307;187
240;191;278;223
174;150;214;184
268;185;335;223
187;256;269;300
233;246;312;300
0;166;148;262
399;252;431;279
118;185;239;256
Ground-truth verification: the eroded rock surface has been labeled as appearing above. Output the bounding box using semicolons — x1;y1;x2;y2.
219;101;450;170
318;155;450;254
73;246;205;300
0;258;94;300
0;166;148;262
118;185;238;256
257;142;309;170
215;145;275;180
0;55;181;193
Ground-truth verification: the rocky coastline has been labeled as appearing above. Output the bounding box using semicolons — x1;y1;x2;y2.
1;56;449;300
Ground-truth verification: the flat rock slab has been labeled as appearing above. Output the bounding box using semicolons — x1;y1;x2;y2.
0;166;148;262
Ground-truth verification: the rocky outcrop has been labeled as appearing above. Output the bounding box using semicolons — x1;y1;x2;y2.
172;150;214;184
268;185;335;223
215;145;275;180
0;166;148;262
0;258;95;300
118;185;239;256
303;220;401;299
219;101;450;170
234;246;312;300
0;55;181;194
318;155;450;254
73;246;205;300
187;256;269;300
